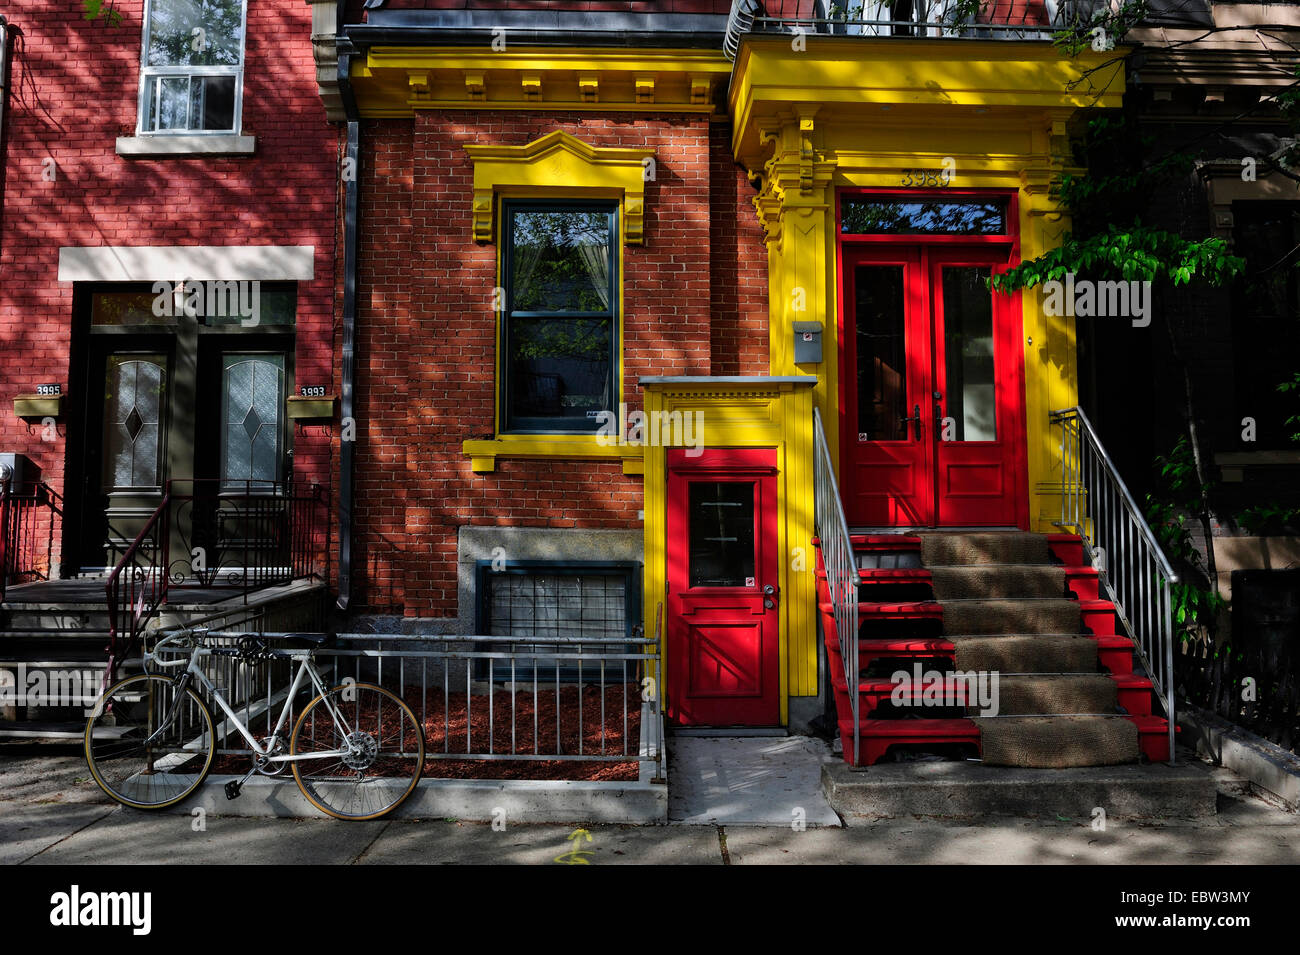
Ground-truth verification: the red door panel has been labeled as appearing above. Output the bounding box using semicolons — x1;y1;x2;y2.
665;448;780;727
930;250;1023;527
840;240;1026;528
841;249;934;526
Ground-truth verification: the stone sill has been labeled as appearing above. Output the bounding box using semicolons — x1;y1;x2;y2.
116;134;256;157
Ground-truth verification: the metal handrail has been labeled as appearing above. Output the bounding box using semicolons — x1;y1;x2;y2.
724;0;1105;56
105;493;170;686
0;481;63;602
813;407;859;765
1051;406;1179;765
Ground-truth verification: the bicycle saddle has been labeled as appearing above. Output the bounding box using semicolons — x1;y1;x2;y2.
270;632;337;648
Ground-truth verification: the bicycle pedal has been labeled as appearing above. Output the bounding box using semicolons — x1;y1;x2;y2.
224;780;243;801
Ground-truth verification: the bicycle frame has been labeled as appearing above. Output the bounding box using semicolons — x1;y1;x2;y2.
153;642;353;764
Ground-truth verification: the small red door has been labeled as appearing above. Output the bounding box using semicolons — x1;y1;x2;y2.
841;243;1025;527
665;448;780;726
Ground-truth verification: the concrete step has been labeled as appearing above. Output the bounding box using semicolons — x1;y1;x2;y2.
822;756;1217;820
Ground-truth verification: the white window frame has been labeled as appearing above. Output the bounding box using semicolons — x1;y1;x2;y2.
136;0;248;136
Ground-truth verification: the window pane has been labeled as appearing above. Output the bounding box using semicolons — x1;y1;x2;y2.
842;198;1007;235
222;355;284;486
509;209;613;313
202;283;297;326
191;75;236;130
147;0;244;68
148;75;191;131
508;317;612;425
103;357;167;491
688;482;756;588
92;291;170;326
856;265;908;441
942;267;997;441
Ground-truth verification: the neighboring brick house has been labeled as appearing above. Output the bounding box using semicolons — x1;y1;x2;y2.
0;0;338;579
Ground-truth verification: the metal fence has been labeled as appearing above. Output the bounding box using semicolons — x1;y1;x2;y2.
1052;406;1179;765
166;630;663;778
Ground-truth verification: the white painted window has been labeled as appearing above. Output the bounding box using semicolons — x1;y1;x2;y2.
137;0;247;134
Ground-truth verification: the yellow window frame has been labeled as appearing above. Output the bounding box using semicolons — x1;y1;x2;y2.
461;131;654;474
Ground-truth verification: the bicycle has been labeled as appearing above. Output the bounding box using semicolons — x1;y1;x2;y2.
84;628;425;820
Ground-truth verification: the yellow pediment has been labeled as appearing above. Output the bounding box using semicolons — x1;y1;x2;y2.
465;131;655;245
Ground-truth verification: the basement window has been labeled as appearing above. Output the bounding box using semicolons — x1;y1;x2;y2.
474;560;642;680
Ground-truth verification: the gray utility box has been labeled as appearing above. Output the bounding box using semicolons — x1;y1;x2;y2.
793;321;823;364
0;453;39;491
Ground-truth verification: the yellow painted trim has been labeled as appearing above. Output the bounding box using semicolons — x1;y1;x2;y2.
462;435;644;473
466;130;654;245
641;379;818;725
353;47;730;117
730;39;1124;513
467;147;636;469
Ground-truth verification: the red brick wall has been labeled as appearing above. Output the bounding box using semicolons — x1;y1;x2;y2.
0;2;338;571
709;123;769;377
353;110;771;616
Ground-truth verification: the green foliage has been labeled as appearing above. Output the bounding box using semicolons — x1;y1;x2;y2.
82;0;124;27
1051;0;1148;56
990;225;1245;294
1277;372;1300;444
1144;438;1227;638
1235;503;1300;536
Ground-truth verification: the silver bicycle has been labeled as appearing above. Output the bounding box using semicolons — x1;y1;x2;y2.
84;628;424;820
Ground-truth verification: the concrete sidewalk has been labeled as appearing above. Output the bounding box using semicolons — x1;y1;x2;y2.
3;744;1297;865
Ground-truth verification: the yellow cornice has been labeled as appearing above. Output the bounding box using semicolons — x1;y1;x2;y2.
351;46;731;117
465;130;655;244
728;36;1127;164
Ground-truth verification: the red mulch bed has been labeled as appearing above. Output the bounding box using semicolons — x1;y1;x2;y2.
212;683;641;782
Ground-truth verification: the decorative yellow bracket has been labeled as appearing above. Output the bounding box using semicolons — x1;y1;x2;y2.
465;130;655;246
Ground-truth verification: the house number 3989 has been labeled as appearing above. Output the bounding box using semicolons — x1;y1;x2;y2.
900;169;951;187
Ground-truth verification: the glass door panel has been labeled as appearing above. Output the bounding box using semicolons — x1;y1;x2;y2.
939;266;997;442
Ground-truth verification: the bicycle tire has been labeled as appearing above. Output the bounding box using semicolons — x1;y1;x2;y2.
289;682;424;820
85;673;217;810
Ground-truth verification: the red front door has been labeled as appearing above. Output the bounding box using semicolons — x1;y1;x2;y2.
841;243;1026;527
665;448;780;726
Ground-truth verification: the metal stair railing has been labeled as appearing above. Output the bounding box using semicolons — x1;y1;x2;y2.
813;407;859;764
1051;406;1180;765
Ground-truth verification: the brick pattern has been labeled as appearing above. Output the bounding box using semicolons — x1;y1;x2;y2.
352;111;766;616
0;1;339;573
709;123;769;377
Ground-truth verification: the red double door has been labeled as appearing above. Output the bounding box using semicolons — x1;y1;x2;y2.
665;448;781;727
840;243;1027;528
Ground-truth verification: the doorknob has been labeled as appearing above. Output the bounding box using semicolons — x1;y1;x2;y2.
899;404;922;440
763;584;778;610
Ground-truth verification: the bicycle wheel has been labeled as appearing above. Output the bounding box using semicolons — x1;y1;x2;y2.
85;673;216;810
290;682;424;820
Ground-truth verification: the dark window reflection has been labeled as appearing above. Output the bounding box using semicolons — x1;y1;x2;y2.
688;482;756;588
856;266;908;441
842;199;1007;235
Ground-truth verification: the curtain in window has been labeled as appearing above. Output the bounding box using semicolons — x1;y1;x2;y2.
575;224;611;311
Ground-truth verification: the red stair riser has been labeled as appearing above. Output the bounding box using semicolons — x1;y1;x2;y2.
1047;533;1085;566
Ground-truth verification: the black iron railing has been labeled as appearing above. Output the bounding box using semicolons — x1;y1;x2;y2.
724;0;1106;58
106;479;329;685
0;481;63;602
